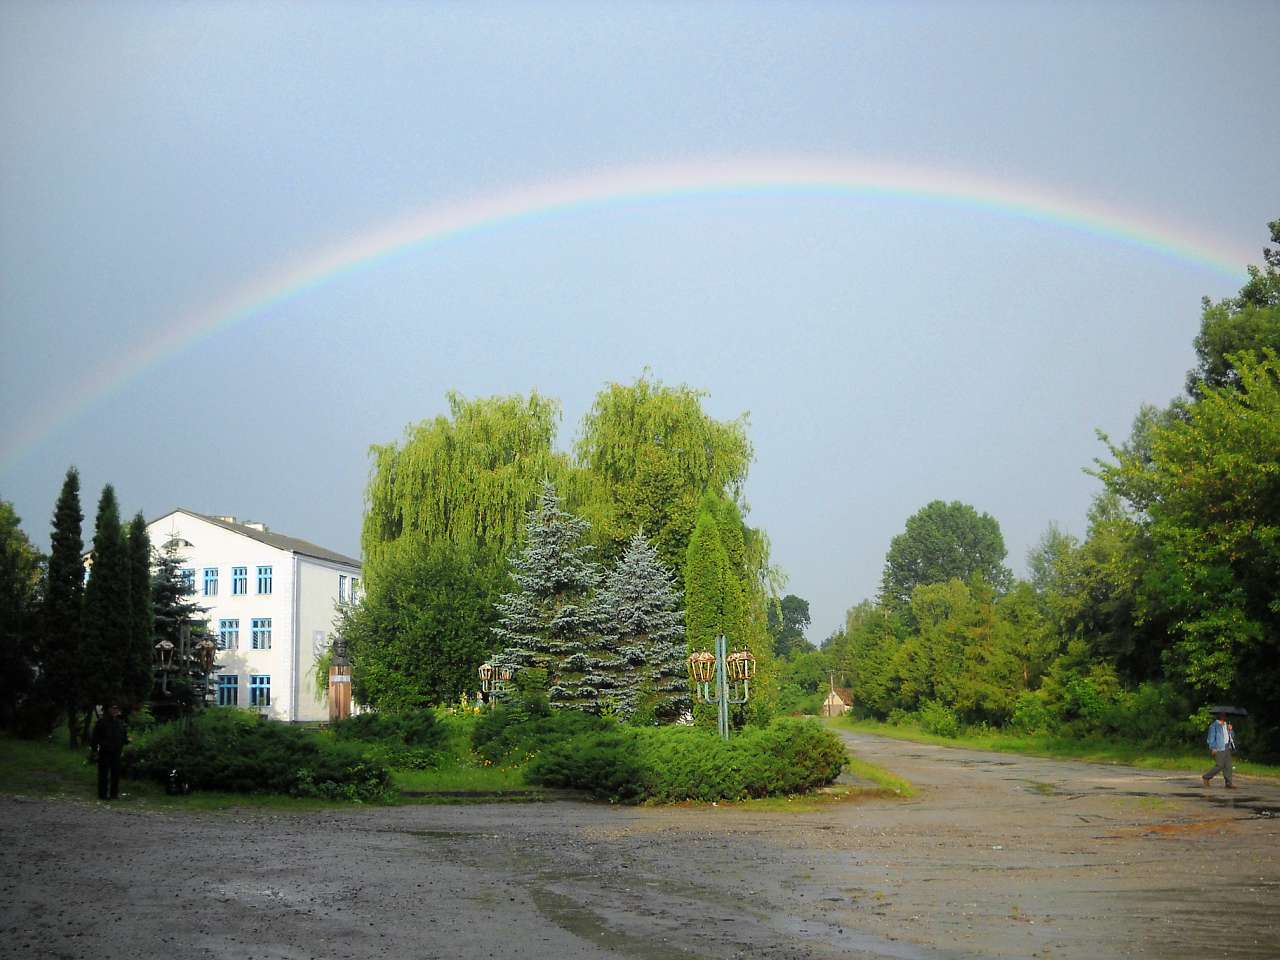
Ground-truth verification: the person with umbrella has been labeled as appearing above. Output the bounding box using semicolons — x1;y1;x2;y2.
1201;705;1244;789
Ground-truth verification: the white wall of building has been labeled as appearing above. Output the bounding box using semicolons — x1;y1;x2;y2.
147;510;359;722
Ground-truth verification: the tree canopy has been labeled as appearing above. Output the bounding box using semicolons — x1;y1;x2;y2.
879;500;1011;612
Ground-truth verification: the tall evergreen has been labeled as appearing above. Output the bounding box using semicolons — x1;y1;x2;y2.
151;539;213;709
0;501;41;729
595;530;688;722
493;482;603;711
43;467;87;745
81;485;130;709
124;514;155;705
683;503;729;655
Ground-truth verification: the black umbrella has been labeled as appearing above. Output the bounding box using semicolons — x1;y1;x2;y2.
1207;705;1248;717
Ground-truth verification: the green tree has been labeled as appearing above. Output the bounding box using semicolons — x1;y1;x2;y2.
879;500;1011;615
832;603;902;718
123;513;154;706
362;391;572;583
683;504;730;657
0;501;42;729
1097;350;1280;736
575;373;753;572
42;468;87;745
150;538;213;711
81;485;130;710
768;594;812;659
340;540;508;711
493;483;605;711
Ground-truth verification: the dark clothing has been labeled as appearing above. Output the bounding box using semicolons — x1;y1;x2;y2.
91;715;128;800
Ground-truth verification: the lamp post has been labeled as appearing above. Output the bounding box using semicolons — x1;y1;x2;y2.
154;639;176;696
689;634;755;741
195;637;218;704
478;662;514;707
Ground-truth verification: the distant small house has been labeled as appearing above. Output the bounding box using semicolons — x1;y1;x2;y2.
821;686;852;717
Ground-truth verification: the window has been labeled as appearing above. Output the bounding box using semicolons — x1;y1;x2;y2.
249;674;271;707
257;565;273;595
218;619;240;650
203;567;219;597
217;674;239;706
251;618;272;650
338;574;346;603
232;566;247;595
350;578;359;603
181;568;195;592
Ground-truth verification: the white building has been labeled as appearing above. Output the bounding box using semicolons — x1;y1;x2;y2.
147;509;361;722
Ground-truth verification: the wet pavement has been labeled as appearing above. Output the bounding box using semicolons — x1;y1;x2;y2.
2;730;1278;959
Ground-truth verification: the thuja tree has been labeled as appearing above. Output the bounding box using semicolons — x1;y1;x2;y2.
595;530;688;722
81;485;132;709
123;514;155;706
44;468;87;744
362;391;573;585
493;482;607;711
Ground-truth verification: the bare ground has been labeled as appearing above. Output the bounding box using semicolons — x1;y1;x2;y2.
2;729;1278;960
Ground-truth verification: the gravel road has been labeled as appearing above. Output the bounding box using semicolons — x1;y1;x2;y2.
3;730;1278;960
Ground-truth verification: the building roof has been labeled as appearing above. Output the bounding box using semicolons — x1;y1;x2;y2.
826;687;853;706
156;509;361;568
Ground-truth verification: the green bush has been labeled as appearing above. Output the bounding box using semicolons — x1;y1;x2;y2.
1009;692;1052;735
331;709;447;768
526;717;846;803
471;704;612;765
126;709;392;801
917;700;959;738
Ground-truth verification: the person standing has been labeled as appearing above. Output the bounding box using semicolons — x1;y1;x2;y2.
90;704;128;800
1201;712;1237;789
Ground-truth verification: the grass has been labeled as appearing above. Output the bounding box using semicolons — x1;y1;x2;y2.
843;753;915;797
840;717;1280;780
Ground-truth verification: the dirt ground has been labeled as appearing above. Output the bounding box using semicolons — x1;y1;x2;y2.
3;729;1278;960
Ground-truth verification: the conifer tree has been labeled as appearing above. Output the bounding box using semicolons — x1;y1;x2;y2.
43;467;87;745
684;504;728;654
493;482;603;710
0;501;41;730
82;485;130;709
124;514;155;705
595;530;688;721
151;539;213;707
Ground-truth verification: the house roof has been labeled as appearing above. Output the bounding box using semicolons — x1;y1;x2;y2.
156;509;361;569
826;687;853;705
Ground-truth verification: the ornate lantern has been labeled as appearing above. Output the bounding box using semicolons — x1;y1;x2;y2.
196;637;218;673
726;650;756;682
154;639;176;670
688;650;717;684
478;662;494;683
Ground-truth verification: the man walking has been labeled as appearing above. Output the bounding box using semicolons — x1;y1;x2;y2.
1201;711;1237;789
90;704;128;800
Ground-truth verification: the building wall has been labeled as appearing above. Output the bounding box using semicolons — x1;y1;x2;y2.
147;511;359;722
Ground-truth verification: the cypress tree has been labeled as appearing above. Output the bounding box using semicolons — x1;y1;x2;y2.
493;482;603;711
0;501;41;730
595;530;688;722
82;485;130;709
684;504;728;655
43;467;87;745
124;513;154;706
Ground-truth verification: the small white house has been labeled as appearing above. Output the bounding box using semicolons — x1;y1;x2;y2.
147;509;361;722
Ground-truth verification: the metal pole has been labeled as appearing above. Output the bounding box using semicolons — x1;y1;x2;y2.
716;634;729;741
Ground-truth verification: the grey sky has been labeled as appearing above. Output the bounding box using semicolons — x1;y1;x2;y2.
2;1;1277;640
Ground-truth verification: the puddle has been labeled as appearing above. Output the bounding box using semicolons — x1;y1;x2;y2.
1116;791;1280;819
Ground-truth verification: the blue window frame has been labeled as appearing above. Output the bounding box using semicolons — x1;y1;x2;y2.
181;568;195;592
338;574;346;603
218;619;240;651
249;674;271;707
257;565;273;595
217;674;239;706
203;567;218;596
251;618;272;650
232;566;247;595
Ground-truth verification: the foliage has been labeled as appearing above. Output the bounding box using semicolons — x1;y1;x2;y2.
361;390;572;585
915;700;960;738
126;709;392;801
331;709;448;769
767;594;811;659
879;500;1011;614
0;500;42;730
339;540;507;710
575;373;753;572
776;646;831;715
124;513;155;707
41;467;86;744
492;482;611;711
525;717;846;803
81;485;132;710
470;702;613;765
593;530;689;721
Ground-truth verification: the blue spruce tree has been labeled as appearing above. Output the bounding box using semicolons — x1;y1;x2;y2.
595;530;689;722
493;482;604;711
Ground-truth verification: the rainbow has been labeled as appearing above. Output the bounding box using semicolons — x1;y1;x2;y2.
2;156;1254;473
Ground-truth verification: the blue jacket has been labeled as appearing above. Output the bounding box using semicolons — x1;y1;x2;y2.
1206;721;1236;752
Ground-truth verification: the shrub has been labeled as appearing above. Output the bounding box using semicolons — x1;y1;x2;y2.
1009;692;1052;735
471;704;612;765
917;700;959;738
126;709;392;801
331;709;447;768
526;717;846;803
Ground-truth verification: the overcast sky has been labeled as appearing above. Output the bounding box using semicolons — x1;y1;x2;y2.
2;1;1277;640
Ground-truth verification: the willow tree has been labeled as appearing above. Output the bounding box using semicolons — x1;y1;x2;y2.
362;391;573;586
575;374;753;572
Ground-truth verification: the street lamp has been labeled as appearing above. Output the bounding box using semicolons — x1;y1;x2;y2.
154;639;176;695
688;635;755;741
478;662;514;707
195;637;218;703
